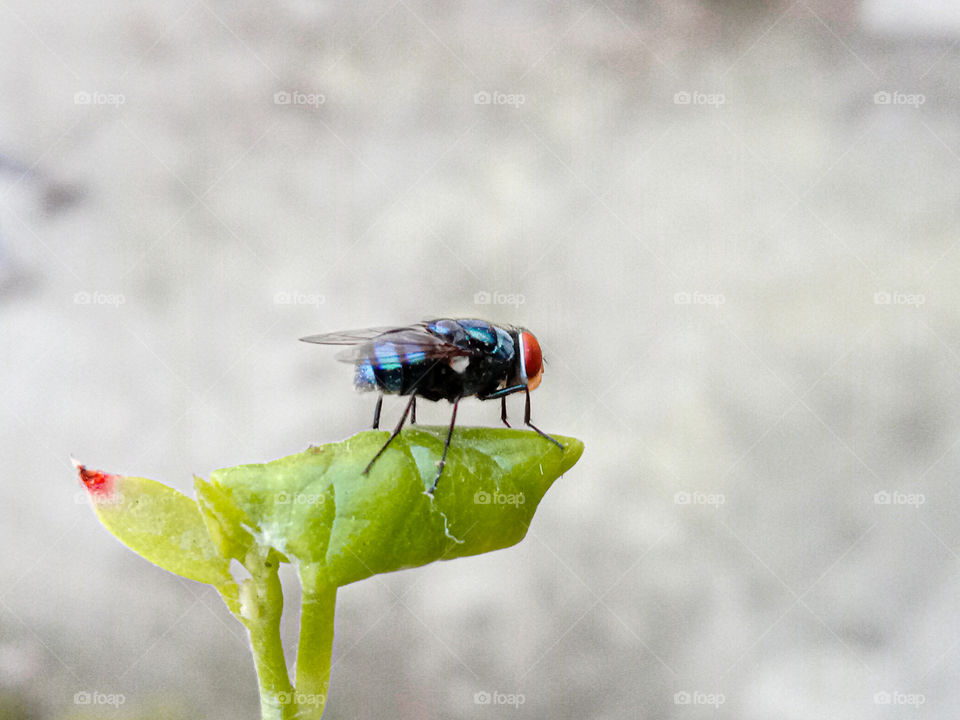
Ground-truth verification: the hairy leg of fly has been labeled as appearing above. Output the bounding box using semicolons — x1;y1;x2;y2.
410;396;417;425
372;394;383;430
429;397;460;494
500;396;511;428
524;388;562;448
364;394;416;474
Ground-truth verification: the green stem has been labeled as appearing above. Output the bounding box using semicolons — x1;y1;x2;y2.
294;563;338;719
226;550;295;720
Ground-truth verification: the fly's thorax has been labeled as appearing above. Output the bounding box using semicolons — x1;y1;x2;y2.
427;319;513;356
424;318;470;349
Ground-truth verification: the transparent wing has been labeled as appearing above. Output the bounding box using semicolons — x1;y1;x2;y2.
299;327;399;345
301;324;473;364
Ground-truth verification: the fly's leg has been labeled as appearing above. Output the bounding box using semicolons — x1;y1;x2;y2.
429;397;460;494
500;396;511;428
410;396;417;425
524;387;562;448
364;394;416;474
372;394;383;430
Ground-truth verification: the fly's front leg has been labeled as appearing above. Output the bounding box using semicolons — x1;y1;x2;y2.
481;384;524;428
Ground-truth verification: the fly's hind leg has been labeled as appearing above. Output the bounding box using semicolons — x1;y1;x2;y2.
428;397;460;494
364;393;416;474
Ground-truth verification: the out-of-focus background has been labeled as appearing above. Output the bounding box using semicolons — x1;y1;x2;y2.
3;0;960;717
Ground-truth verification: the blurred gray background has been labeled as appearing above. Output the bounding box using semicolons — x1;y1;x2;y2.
3;0;960;717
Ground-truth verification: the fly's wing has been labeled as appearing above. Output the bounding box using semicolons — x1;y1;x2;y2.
299;327;398;345
301;325;473;364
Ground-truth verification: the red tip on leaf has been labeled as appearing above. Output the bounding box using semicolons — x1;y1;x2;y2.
73;458;117;498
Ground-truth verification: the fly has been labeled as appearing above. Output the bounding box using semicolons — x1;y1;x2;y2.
301;318;562;493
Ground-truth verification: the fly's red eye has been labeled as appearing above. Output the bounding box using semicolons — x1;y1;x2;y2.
521;331;542;382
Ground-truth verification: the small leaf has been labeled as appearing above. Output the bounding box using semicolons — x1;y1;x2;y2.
75;461;232;586
195;476;258;562
205;428;584;587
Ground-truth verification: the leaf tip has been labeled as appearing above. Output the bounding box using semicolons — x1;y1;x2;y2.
554;436;585;474
73;459;119;499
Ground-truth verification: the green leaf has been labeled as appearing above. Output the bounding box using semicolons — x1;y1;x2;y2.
74;462;232;585
205;428;583;587
77;428;584;719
